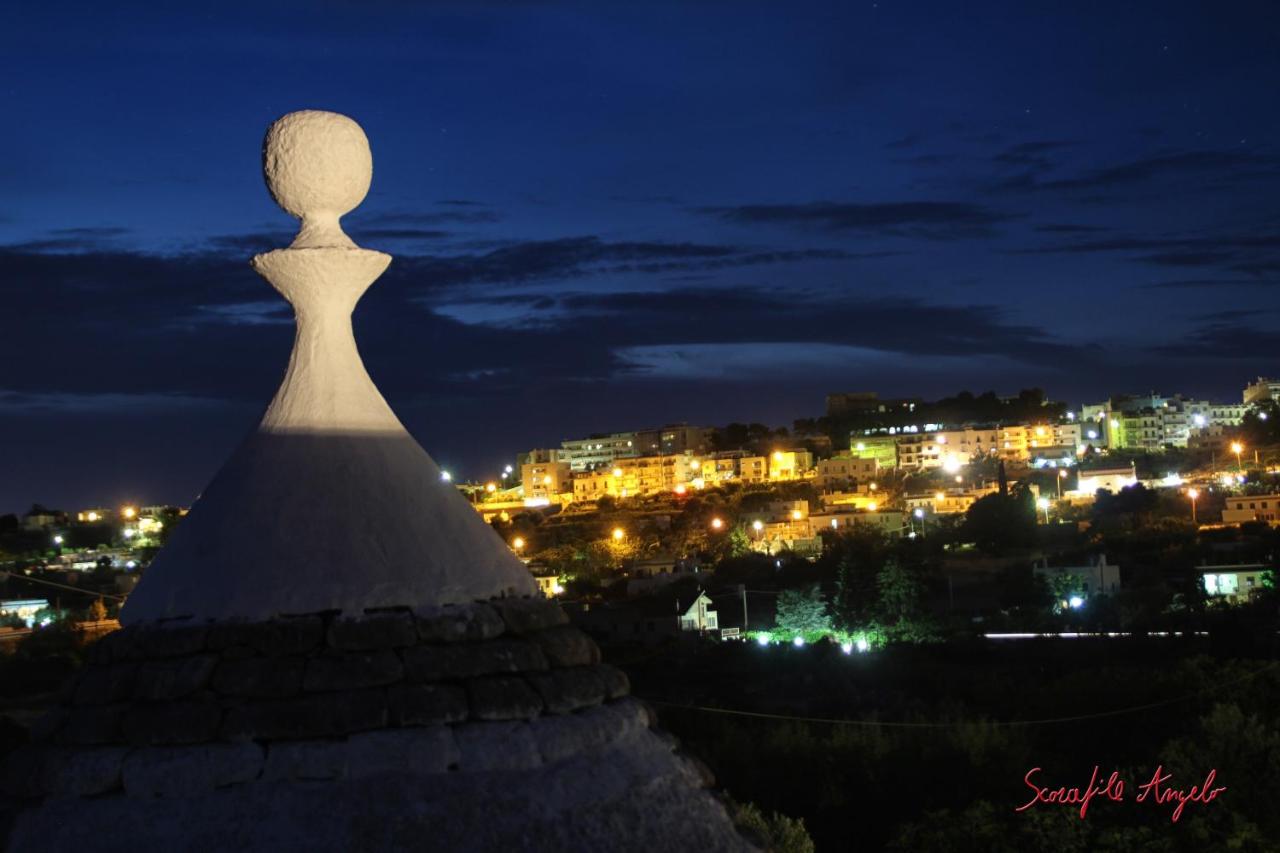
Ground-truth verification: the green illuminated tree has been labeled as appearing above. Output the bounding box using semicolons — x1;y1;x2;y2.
775;584;832;637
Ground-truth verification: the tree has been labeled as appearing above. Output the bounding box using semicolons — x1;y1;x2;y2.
876;560;939;643
87;598;107;622
775;584;832;637
960;493;1036;554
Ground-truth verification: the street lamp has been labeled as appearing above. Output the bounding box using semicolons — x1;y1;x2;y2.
1057;468;1067;499
53;534;64;546
1231;441;1244;472
710;517;724;531
611;527;625;542
1187;488;1199;525
1036;496;1051;524
512;536;525;553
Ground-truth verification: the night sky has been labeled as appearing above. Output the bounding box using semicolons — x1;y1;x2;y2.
2;1;1278;513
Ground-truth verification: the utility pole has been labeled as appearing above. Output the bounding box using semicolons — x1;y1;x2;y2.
740;584;749;630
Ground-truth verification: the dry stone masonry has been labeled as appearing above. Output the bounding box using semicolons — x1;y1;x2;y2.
6;601;636;799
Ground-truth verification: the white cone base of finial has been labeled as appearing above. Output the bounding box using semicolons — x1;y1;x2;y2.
123;429;536;622
122;243;536;623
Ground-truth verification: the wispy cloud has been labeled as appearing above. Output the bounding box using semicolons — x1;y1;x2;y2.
698;201;1016;239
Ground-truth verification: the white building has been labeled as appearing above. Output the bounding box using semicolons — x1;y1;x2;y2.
1221;494;1280;525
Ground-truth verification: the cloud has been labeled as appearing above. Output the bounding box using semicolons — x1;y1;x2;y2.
885;133;922;150
698;201;1016;239
397;236;865;296
1152;321;1280;359
1134;251;1237;268
350;228;453;241
1039;149;1279;192
1033;223;1109;234
4;226;133;253
0;389;231;415
434;286;1085;365
1012;229;1280;274
1140;278;1280;290
994;140;1074;170
362;208;499;226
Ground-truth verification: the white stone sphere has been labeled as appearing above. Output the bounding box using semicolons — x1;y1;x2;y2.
262;110;372;220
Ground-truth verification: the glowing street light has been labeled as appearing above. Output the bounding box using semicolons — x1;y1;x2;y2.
1057;468;1067;499
752;520;764;532
710;517;724;530
1231;441;1244;471
440;470;452;482
913;508;925;519
1187;488;1200;524
867;502;878;512
611;467;623;478
934;491;946;502
485;482;497;493
121;506;137;519
512;536;525;552
53;534;64;545
1036;496;1051;523
611;527;625;541
790;509;803;521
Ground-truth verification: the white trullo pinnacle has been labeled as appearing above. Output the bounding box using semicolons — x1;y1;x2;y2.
122;110;536;624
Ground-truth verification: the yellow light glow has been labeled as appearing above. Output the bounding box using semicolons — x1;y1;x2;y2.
934;492;945;501
612;527;625;541
512;537;525;550
1230;441;1244;455
772;451;784;462
122;507;136;519
710;517;724;530
1187;488;1200;500
1035;426;1046;437
674;484;687;495
612;467;623;478
752;520;764;531
86;511;99;522
869;482;877;491
485;482;497;492
867;502;878;512
790;509;803;520
690;460;701;470
542;475;552;485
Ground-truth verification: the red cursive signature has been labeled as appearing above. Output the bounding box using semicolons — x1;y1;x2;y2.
1135;765;1227;822
1016;766;1124;819
1017;766;1225;822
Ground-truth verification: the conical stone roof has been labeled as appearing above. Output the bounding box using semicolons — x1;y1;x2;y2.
3;110;756;853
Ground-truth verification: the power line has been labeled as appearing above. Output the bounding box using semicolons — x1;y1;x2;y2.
639;659;1279;729
0;571;126;602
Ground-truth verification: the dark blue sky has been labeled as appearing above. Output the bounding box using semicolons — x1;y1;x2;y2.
2;0;1278;512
